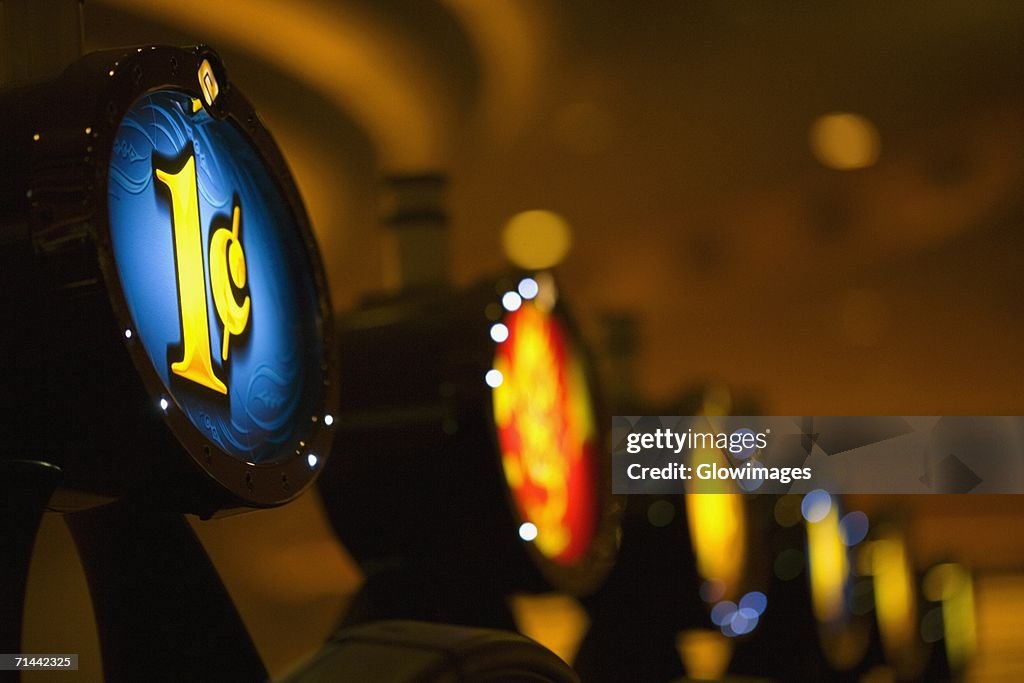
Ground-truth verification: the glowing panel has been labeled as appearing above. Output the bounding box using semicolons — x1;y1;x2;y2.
492;300;597;565
686;489;746;598
807;503;848;623
872;528;918;670
108;90;323;464
924;563;977;671
804;498;873;671
686;411;746;599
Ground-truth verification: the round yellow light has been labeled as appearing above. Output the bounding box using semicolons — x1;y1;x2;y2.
809;112;881;170
502;210;573;270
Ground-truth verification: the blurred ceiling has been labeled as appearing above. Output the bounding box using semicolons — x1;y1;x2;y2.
85;0;1024;414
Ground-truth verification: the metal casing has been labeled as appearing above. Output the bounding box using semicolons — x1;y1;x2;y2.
0;45;337;514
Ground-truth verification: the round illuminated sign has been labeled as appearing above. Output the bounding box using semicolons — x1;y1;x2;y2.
108;89;323;465
0;46;335;511
491;297;598;566
319;273;614;603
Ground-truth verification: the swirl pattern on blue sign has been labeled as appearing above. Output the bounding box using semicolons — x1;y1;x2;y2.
108;90;322;464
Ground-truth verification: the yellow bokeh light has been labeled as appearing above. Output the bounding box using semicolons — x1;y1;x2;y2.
686;493;745;597
809;112;881;170
807;505;848;624
502;210;573;270
686;453;746;597
773;495;802;528
685;401;745;598
923;563;977;671
510;594;590;665
676;629;733;681
871;528;918;673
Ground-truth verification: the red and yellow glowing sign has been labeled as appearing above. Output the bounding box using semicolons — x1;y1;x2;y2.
491;300;597;565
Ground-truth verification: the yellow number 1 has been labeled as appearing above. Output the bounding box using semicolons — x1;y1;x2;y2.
156;153;250;395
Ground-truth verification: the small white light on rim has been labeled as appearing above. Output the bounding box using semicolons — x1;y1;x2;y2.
517;277;539;299
490;323;509;343
485;369;504;388
501;291;522;312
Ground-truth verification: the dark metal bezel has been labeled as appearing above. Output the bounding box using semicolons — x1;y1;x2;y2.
87;45;338;508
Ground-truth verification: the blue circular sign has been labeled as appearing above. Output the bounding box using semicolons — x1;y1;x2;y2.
108;90;323;465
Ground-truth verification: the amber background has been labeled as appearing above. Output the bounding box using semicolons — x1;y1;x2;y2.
19;1;1024;681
